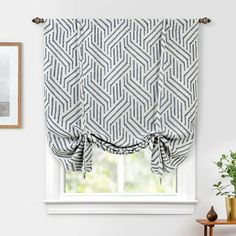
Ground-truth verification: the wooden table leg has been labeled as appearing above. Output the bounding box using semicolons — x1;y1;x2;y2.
204;225;207;236
209;226;214;236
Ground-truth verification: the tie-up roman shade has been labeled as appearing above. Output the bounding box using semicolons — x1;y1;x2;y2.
43;18;199;174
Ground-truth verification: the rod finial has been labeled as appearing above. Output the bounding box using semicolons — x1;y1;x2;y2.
199;17;211;24
32;17;45;24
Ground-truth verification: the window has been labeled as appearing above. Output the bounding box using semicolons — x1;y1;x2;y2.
65;147;176;194
44;142;197;214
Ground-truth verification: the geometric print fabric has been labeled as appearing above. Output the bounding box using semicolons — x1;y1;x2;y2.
43;19;199;174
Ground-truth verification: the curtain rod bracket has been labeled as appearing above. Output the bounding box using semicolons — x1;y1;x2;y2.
32;17;211;24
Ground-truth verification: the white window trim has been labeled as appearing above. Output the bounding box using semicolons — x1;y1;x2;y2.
44;141;198;215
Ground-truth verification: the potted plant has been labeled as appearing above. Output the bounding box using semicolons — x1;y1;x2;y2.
213;151;236;220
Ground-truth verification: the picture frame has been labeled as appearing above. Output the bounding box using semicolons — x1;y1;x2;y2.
0;42;22;128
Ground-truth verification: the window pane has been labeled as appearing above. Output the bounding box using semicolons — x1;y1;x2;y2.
65;147;118;193
65;146;177;194
124;148;177;194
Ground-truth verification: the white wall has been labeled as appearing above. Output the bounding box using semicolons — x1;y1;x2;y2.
0;0;235;235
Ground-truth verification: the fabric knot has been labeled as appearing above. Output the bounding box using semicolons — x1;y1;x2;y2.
150;136;171;174
81;134;93;174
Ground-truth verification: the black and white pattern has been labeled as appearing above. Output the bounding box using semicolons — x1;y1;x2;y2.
43;19;199;174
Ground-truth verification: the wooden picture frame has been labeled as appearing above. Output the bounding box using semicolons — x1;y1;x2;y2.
0;42;22;128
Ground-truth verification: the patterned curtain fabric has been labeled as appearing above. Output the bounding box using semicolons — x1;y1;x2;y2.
43;19;199;174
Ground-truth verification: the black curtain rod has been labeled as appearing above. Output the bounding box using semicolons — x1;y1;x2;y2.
32;17;211;24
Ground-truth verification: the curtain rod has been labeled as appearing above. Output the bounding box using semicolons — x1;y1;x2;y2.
32;17;211;24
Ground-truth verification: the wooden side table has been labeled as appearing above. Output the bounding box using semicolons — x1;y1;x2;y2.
196;219;236;236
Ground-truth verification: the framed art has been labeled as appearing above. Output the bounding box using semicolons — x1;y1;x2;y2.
0;42;21;128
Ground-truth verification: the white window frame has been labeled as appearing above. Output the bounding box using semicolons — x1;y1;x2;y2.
44;141;197;215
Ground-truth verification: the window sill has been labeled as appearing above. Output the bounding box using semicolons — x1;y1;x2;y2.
44;199;198;215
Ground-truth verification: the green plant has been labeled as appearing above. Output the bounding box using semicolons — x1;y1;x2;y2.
213;151;236;197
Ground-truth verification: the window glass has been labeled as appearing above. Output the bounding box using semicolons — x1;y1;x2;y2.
65;146;176;194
